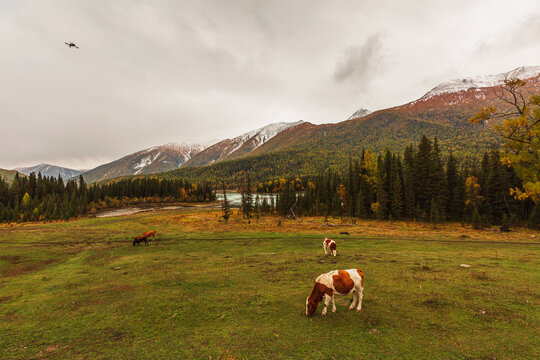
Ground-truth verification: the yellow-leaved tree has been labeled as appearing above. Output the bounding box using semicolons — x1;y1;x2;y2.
470;78;540;202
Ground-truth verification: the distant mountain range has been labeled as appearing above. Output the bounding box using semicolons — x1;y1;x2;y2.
10;66;540;184
15;164;83;180
159;66;540;183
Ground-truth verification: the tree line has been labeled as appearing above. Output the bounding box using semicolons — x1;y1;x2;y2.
0;173;214;222
235;135;538;227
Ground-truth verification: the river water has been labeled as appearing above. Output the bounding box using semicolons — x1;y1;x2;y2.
215;192;276;207
96;193;276;218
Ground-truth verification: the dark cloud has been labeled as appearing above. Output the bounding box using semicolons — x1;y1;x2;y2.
334;34;384;84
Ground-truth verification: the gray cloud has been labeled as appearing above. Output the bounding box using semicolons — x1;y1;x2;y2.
0;0;539;170
474;14;540;58
334;34;384;84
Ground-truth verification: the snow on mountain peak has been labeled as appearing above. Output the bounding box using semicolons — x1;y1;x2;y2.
14;163;83;179
421;66;540;100
162;142;206;152
228;120;305;154
130;142;206;174
347;109;372;120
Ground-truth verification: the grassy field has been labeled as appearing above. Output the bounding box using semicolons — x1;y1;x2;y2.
0;210;539;359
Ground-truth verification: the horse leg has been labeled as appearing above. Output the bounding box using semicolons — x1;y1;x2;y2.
349;290;358;310
321;294;332;316
356;286;364;312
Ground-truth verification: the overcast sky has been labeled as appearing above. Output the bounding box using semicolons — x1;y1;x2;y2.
1;0;539;170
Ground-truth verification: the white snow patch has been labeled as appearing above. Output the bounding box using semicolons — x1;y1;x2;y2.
421;66;540;100
347;108;372;120
133;155;154;174
226;120;305;155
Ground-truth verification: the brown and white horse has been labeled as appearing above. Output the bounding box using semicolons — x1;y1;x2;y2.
306;269;364;316
323;238;337;256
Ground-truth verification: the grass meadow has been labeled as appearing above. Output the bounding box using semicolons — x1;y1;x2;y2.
0;209;539;359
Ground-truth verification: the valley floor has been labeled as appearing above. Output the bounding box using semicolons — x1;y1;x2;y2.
0;210;538;359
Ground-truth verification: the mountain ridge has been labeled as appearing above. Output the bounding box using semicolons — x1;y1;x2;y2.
158;65;539;183
15;163;83;180
82;143;205;183
182;120;305;167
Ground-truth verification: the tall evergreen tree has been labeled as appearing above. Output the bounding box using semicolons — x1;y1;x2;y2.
221;182;231;223
414;135;432;214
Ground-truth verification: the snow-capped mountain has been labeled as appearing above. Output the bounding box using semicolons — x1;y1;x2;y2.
347;108;372;120
82;143;205;183
15;163;83;180
397;65;540;127
183;120;305;167
421;66;540;100
165;65;540;182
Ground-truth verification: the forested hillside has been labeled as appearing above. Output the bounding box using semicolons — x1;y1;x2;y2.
162;114;497;185
0;169;23;184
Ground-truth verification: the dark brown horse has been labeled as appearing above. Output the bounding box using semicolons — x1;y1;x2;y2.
133;235;148;246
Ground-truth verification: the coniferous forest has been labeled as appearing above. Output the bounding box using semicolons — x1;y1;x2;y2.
2;135;538;227
244;136;537;227
0;174;214;222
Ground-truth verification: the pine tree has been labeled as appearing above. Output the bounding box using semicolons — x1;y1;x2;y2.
414;135;432;212
431;137;447;220
391;168;403;219
445;153;458;220
402;144;416;219
485;149;509;224
221;182;231;223
430;199;443;228
452;171;466;222
376;155;389;219
241;175;253;219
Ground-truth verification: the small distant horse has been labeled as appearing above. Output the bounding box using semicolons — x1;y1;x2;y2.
133;235;148;246
142;231;157;243
323;238;337;256
142;230;156;240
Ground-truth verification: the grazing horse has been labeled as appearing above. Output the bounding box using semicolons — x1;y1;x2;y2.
133;235;148;246
323;238;337;256
142;231;157;241
306;269;364;316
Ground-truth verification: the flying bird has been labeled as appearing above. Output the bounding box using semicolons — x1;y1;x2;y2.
65;42;79;49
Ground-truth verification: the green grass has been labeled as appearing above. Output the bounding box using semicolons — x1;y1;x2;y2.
0;212;539;359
